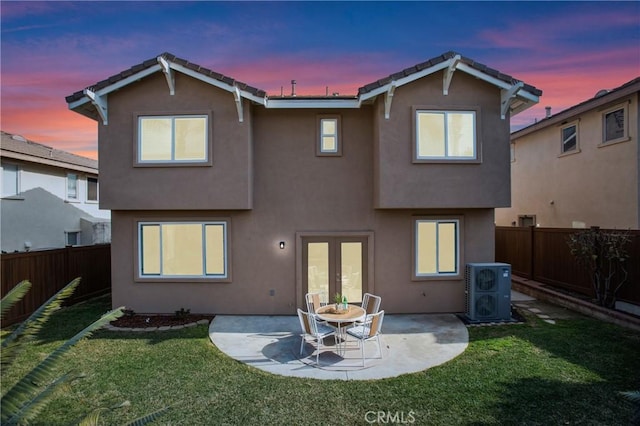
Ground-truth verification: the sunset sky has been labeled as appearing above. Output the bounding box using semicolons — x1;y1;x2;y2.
1;1;639;160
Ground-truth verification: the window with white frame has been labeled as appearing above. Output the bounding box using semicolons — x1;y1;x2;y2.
561;123;578;154
602;105;627;144
67;173;78;200
2;164;19;197
87;177;98;202
416;110;476;160
317;115;341;156
138;115;208;163
138;221;227;279
414;219;459;277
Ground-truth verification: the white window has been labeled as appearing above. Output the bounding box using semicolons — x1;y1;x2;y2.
416;110;476;160
602;105;627;144
138;221;228;279
561;123;578;154
317;115;341;156
67;173;78;200
138;115;208;163
415;219;459;277
2;164;19;197
87;177;98;202
66;231;80;246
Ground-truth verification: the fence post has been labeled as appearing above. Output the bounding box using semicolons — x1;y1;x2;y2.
529;225;535;280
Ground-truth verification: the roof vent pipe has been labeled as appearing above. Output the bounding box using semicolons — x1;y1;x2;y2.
545;106;551;118
291;80;296;97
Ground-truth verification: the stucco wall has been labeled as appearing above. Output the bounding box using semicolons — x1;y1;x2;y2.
110;104;498;314
97;72;252;210
374;72;511;209
496;93;639;228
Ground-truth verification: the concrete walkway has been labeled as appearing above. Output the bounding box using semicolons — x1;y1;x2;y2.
208;313;468;380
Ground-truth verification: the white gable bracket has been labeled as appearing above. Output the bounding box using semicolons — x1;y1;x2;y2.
233;86;244;122
84;88;108;125
443;54;461;95
384;83;397;119
500;82;524;119
158;56;175;95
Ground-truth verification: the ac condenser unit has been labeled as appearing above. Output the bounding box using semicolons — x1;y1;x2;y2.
465;263;512;322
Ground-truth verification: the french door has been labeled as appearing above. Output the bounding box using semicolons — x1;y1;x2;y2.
302;236;368;305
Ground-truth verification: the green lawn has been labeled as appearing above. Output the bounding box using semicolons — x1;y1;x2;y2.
3;295;639;425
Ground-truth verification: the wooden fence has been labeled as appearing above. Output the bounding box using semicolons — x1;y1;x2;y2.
1;244;111;326
495;227;640;306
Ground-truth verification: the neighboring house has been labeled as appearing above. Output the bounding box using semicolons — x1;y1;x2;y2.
496;77;639;229
65;51;540;315
1;131;111;252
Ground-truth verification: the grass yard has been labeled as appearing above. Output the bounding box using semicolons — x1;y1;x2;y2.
2;295;639;425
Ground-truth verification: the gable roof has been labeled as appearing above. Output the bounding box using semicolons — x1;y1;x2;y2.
511;76;640;140
66;51;541;123
0;131;98;174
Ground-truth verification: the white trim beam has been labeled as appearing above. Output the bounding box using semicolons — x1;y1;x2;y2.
68;64;162;110
443;54;461;95
233;86;244;122
84;89;108;125
500;82;524;119
384;83;397;119
158;56;175;95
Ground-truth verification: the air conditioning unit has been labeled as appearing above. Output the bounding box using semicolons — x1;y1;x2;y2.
465;263;512;322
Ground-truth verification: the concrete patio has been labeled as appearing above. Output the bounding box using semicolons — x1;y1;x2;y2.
208;313;469;380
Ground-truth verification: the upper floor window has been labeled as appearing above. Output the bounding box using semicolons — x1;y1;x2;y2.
602;104;628;145
561;122;578;154
138;115;208;164
415;110;477;161
414;218;460;278
138;221;228;279
87;177;98;202
317;115;341;156
67;173;78;200
2;164;19;197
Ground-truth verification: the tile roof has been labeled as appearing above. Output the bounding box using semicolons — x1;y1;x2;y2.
65;52;266;104
358;51;542;97
512;76;639;138
66;51;541;106
0;131;98;171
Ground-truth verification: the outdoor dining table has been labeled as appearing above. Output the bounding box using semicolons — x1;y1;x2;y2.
315;304;365;356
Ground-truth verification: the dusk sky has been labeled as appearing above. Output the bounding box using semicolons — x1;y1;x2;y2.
1;1;639;160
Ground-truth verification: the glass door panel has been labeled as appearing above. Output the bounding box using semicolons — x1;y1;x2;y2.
340;242;363;304
307;242;330;303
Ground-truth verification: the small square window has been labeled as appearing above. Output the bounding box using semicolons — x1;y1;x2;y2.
87;177;98;202
2;164;19;197
561;124;578;153
317;115;342;156
67;173;78;200
66;231;80;246
602;106;627;144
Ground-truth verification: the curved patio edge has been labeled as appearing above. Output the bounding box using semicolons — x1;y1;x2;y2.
208;314;468;380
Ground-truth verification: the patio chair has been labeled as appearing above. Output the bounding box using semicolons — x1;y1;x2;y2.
346;310;385;366
297;308;336;365
305;292;329;324
356;293;381;326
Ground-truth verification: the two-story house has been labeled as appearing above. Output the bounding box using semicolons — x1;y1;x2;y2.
1;131;111;252
66;51;540;315
496;77;639;229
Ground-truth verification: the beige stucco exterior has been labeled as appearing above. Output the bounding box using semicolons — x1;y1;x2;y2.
68;52;540;315
496;80;639;229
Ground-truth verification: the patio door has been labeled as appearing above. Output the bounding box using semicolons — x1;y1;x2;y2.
302;236;367;305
